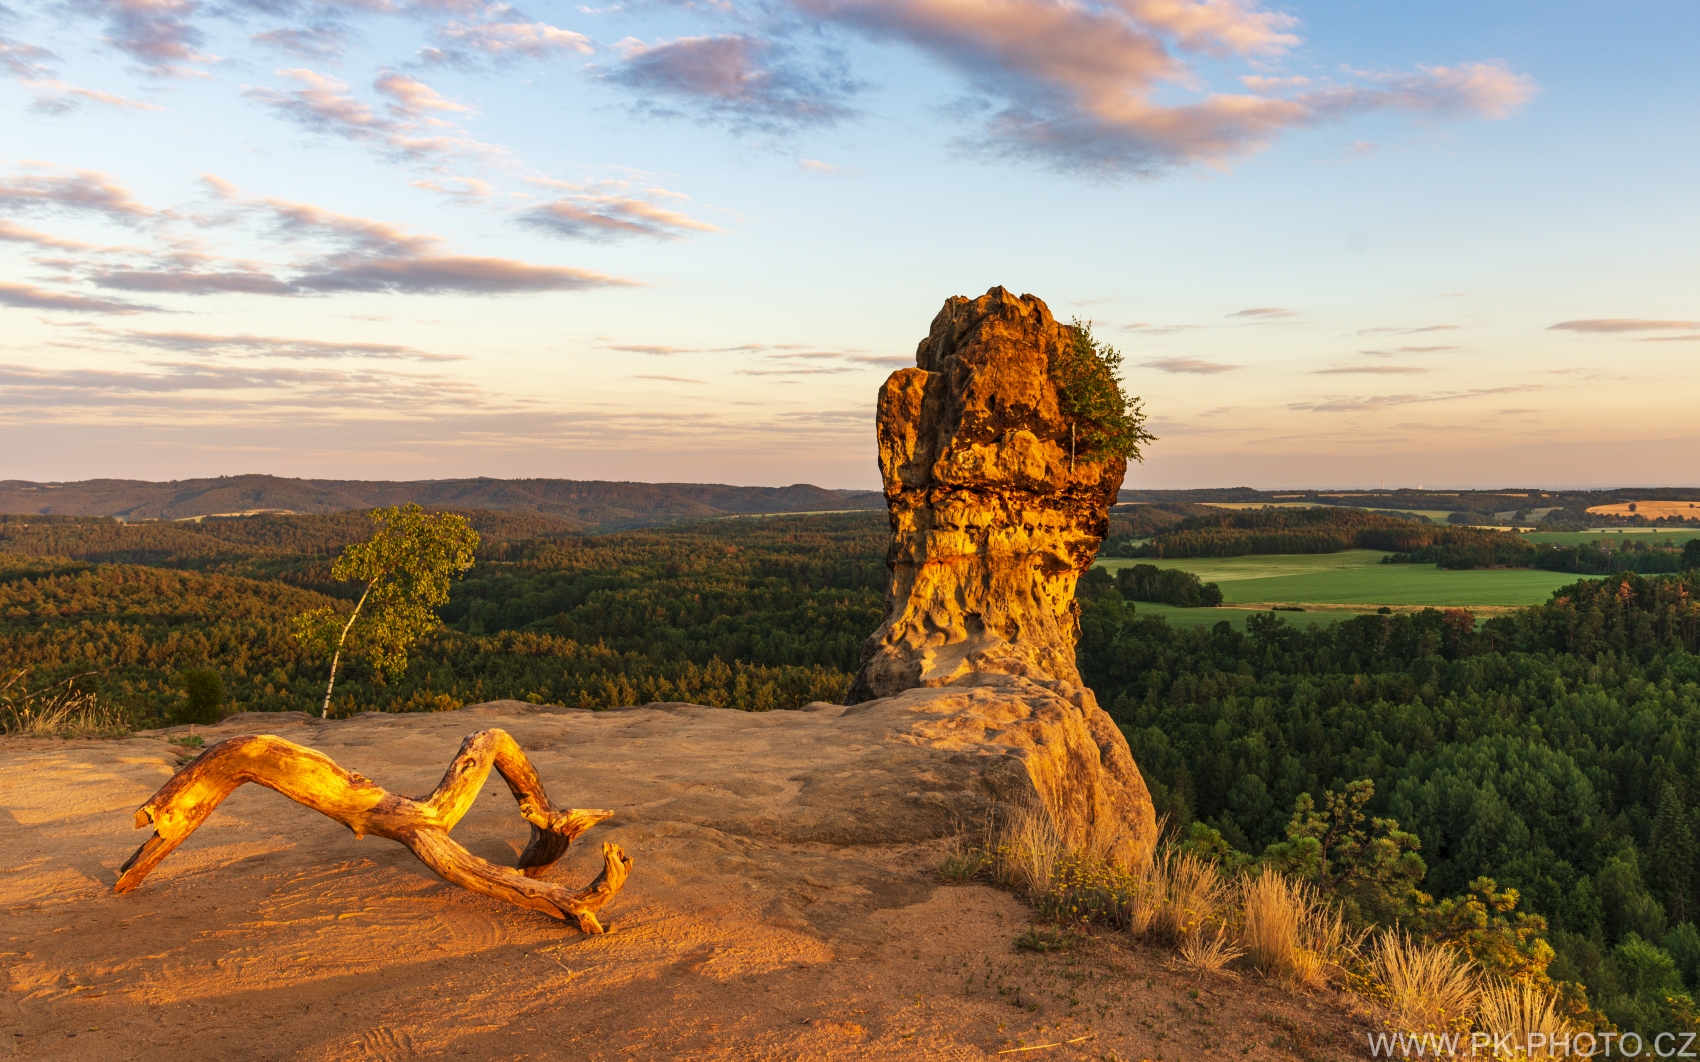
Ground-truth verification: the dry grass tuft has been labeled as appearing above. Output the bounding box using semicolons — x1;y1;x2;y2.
1240;870;1362;988
938;817;992;883
1;669;129;739
1178;923;1244;976
991;800;1066;897
1152;850;1231;946
1477;979;1575;1058
1370;931;1479;1035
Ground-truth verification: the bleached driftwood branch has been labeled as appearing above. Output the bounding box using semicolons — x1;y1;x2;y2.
115;728;631;933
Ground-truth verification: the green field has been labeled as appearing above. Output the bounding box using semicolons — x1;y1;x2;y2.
1096;550;1577;608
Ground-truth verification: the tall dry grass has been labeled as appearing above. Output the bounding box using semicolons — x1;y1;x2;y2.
991;800;1065;896
0;669;129;738
968;795;1586;1043
1151;850;1231;945
1477;980;1576;1059
1240;870;1362;987
1370;931;1480;1035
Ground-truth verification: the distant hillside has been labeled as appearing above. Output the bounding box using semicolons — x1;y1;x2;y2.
1117;486;1700;528
0;475;884;530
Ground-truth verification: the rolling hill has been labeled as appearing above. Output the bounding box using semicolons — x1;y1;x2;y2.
0;475;885;530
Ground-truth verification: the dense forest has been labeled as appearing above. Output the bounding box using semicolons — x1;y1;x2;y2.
1078;569;1700;1031
10;507;1700;1027
1118;505;1700;574
0;511;886;719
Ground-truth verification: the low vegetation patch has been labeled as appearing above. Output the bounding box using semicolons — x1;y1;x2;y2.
0;669;129;738
945;785;1619;1042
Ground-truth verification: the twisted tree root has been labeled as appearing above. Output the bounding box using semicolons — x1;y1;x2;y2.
116;728;631;933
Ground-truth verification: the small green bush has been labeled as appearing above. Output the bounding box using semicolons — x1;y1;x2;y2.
1053;321;1154;468
172;669;224;726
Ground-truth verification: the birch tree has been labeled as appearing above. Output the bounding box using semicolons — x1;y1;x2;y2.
294;504;479;718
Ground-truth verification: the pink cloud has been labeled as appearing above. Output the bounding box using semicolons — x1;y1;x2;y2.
520;181;722;241
612;35;856;127
245;69;498;164
1143;357;1240;374
438;18;593;59
76;0;215;78
781;0;1532;172
0;281;154;314
0;165;155;220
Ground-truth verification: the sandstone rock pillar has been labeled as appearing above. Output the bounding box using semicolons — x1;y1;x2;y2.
847;286;1123;702
843;287;1158;868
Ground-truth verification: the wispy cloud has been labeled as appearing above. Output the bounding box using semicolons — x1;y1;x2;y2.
1291;383;1542;413
1122;322;1197;335
115;330;460;361
0;165;155;220
736;365;854;376
430;14;593;62
1311;365;1428;375
1358;345;1457;357
0;359;483;411
1548;318;1700;333
1357;324;1458;336
74;0;214;79
519;179;722;241
784;0;1531;174
4;171;639;299
602;343;696;355
1;38;161;113
244;68;499;164
1228;306;1294;318
1142;357;1239;374
0;219;108;251
632;373;706;383
846;354;912;366
0;281;153;314
610;35;857;129
251;26;348;63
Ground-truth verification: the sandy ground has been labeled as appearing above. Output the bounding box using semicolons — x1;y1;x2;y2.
1;702;1372;1061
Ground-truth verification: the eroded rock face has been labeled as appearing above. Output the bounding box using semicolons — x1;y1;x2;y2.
848;287;1124;701
844;286;1157;867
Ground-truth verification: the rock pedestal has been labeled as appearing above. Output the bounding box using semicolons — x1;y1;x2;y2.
846;287;1157;867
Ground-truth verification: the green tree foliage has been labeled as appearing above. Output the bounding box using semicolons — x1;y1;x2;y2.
1052;321;1155;469
1120;504;1696;573
294;505;479;716
1261;779;1427;925
1079;568;1700;1029
1129;506;1452;559
172;668;224;725
1112;564;1223;607
1649;785;1699;924
0;511;887;721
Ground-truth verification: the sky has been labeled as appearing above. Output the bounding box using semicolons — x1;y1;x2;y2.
0;0;1695;491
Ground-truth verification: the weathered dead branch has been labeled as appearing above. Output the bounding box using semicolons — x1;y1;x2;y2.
116;728;630;933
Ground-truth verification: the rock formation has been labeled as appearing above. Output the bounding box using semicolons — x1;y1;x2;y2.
844;287;1157;867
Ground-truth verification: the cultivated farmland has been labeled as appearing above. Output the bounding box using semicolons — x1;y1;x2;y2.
1585;501;1700;520
1095;549;1578;613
